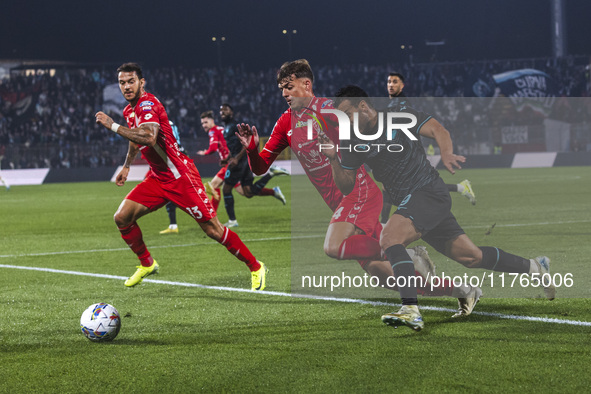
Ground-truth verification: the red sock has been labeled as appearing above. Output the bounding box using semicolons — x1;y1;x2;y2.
118;223;153;267
259;188;274;196
220;227;260;272
212;191;221;212
417;273;454;297
338;235;382;260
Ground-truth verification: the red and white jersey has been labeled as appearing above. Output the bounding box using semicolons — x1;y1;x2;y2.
246;97;379;211
202;125;230;161
123;92;194;183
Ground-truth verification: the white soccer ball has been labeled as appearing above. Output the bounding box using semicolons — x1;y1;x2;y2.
80;303;121;342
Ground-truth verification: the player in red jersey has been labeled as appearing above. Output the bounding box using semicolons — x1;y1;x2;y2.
94;63;267;290
219;104;289;228
197;110;231;212
237;60;474;309
197;110;287;217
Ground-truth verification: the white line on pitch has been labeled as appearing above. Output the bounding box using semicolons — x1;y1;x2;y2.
1;263;590;328
1;218;589;260
0;234;321;259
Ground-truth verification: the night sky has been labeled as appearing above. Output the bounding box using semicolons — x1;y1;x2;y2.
1;0;590;69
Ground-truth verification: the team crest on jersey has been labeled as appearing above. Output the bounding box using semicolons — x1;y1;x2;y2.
139;101;154;107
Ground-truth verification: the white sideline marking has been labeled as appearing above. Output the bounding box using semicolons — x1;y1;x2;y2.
1;263;590;328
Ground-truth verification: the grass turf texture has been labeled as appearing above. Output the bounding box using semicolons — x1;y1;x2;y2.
1;168;590;392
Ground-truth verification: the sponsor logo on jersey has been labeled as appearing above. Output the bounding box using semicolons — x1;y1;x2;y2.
140;101;154;107
142;106;152;111
399;194;411;207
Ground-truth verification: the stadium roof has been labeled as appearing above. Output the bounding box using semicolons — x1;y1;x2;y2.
1;0;590;68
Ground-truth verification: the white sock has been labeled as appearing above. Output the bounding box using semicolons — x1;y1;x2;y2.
169;224;178;230
528;259;541;274
457;183;465;193
406;248;415;259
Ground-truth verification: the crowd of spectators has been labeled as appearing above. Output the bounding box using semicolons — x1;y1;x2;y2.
1;56;589;169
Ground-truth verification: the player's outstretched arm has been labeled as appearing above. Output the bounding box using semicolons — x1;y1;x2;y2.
236;123;259;151
95;111;159;147
198;136;219;156
419;118;465;174
236;123;274;175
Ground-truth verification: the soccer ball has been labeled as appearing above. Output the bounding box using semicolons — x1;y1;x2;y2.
80;303;121;342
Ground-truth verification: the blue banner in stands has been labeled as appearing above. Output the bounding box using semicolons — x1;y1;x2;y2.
492;69;558;114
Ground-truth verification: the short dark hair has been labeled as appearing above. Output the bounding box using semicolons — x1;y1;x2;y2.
277;59;314;84
220;103;233;111
388;72;405;82
117;62;144;80
200;110;215;119
334;85;373;109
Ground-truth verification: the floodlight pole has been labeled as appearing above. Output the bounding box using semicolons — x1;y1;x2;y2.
551;0;566;57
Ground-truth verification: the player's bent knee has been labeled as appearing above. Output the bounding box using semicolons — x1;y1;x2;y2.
323;243;341;259
113;212;132;228
455;255;481;268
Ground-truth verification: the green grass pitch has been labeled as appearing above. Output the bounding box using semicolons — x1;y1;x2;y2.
1;167;590;392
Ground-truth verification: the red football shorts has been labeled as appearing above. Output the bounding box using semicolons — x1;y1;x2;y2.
329;182;382;239
125;165;215;223
215;164;228;180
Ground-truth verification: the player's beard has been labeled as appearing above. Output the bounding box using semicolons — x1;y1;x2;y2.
124;87;142;104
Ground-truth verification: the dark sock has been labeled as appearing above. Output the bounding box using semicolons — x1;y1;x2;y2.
479;247;529;273
166;202;177;225
385;244;418;305
224;193;236;221
447;184;458;192
380;189;391;223
251;174;272;195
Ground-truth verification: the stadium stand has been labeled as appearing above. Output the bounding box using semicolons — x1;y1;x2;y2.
1;56;590;169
